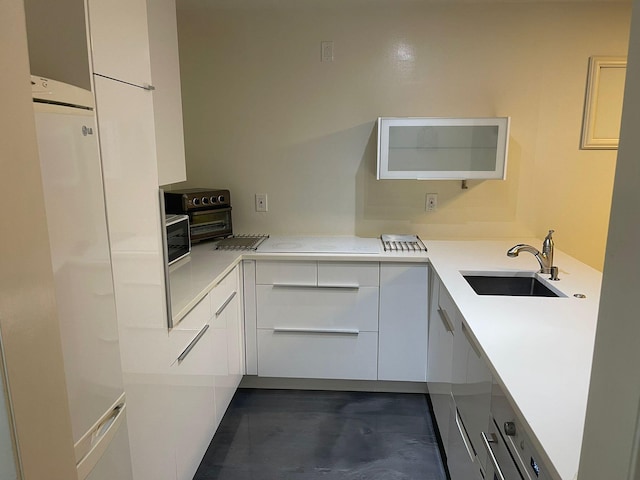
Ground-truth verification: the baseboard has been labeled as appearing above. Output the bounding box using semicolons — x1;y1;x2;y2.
239;375;428;393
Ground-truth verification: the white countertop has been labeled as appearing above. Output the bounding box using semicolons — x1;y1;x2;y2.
427;240;600;480
168;236;600;480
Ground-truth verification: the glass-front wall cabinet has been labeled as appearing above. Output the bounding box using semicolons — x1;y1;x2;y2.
377;117;510;180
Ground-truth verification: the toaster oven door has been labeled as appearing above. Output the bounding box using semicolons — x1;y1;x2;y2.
189;208;232;242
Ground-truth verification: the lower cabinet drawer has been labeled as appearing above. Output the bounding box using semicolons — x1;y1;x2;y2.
256;329;378;380
256;285;379;332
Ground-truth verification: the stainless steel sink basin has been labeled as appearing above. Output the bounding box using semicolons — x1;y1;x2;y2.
463;274;561;297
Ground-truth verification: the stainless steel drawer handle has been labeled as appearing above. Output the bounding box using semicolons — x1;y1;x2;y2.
481;431;506;480
177;324;210;363
437;307;455;333
273;327;360;335
272;283;360;290
215;291;237;317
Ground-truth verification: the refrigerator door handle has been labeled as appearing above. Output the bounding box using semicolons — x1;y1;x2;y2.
75;396;127;480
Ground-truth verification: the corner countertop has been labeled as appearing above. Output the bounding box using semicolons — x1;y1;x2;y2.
168;236;600;480
427;239;600;480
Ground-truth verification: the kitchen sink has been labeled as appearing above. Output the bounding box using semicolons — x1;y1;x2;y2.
463;273;561;297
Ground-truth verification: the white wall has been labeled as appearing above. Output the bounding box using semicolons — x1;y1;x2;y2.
176;0;630;270
579;1;640;477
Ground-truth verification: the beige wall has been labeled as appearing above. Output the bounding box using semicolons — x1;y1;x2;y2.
0;1;77;478
176;0;630;270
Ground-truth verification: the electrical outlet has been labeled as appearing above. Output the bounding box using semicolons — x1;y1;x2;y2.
255;194;268;212
426;193;438;212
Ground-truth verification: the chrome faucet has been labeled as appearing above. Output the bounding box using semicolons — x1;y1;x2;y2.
507;230;559;280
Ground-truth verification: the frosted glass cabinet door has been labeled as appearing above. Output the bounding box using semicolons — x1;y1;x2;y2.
377;117;510;180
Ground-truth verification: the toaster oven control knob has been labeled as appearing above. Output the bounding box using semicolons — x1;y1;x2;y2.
503;422;516;437
210;196;217;204
192;197;201;206
217;195;226;203
201;196;209;205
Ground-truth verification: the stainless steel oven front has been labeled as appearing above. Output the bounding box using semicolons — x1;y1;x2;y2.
486;383;553;480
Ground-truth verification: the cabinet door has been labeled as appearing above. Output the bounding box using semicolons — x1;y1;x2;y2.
147;0;186;185
211;267;243;427
451;320;492;471
377;117;509;180
378;263;428;382
447;402;484;480
172;324;216;480
93;76;171;479
87;0;153;87
427;273;455;454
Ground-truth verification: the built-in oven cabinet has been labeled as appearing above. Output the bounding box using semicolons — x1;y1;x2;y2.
427;270;455;456
491;383;553;480
255;261;379;380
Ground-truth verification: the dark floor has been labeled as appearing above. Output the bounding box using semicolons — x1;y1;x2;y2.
193;388;448;480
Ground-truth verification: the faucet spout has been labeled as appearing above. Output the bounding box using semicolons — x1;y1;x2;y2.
507;230;559;280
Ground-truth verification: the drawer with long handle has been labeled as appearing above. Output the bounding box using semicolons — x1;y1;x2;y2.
256;285;379;331
256;329;378;380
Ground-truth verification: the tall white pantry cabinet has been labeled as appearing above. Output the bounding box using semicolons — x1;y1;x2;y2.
86;0;186;478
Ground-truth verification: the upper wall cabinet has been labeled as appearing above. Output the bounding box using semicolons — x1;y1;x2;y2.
147;0;187;186
87;0;187;185
87;0;153;88
377;117;510;180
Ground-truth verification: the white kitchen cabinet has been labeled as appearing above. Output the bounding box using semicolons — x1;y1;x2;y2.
168;291;210;361
87;0;153;87
211;266;244;427
448;403;485;480
377;117;510;180
88;0;187;186
93;75;173;480
255;261;380;381
427;269;491;479
169;265;243;480
257;330;379;380
427;271;455;456
172;322;215;480
256;286;379;332
451;317;492;472
378;263;428;382
147;0;187;185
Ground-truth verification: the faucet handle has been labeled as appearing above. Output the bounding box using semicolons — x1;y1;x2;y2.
545;229;555;240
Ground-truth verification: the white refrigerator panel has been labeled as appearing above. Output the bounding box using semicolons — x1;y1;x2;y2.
83;407;134;480
33;103;126;446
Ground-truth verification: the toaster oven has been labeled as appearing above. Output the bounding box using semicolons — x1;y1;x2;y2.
163;188;232;243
